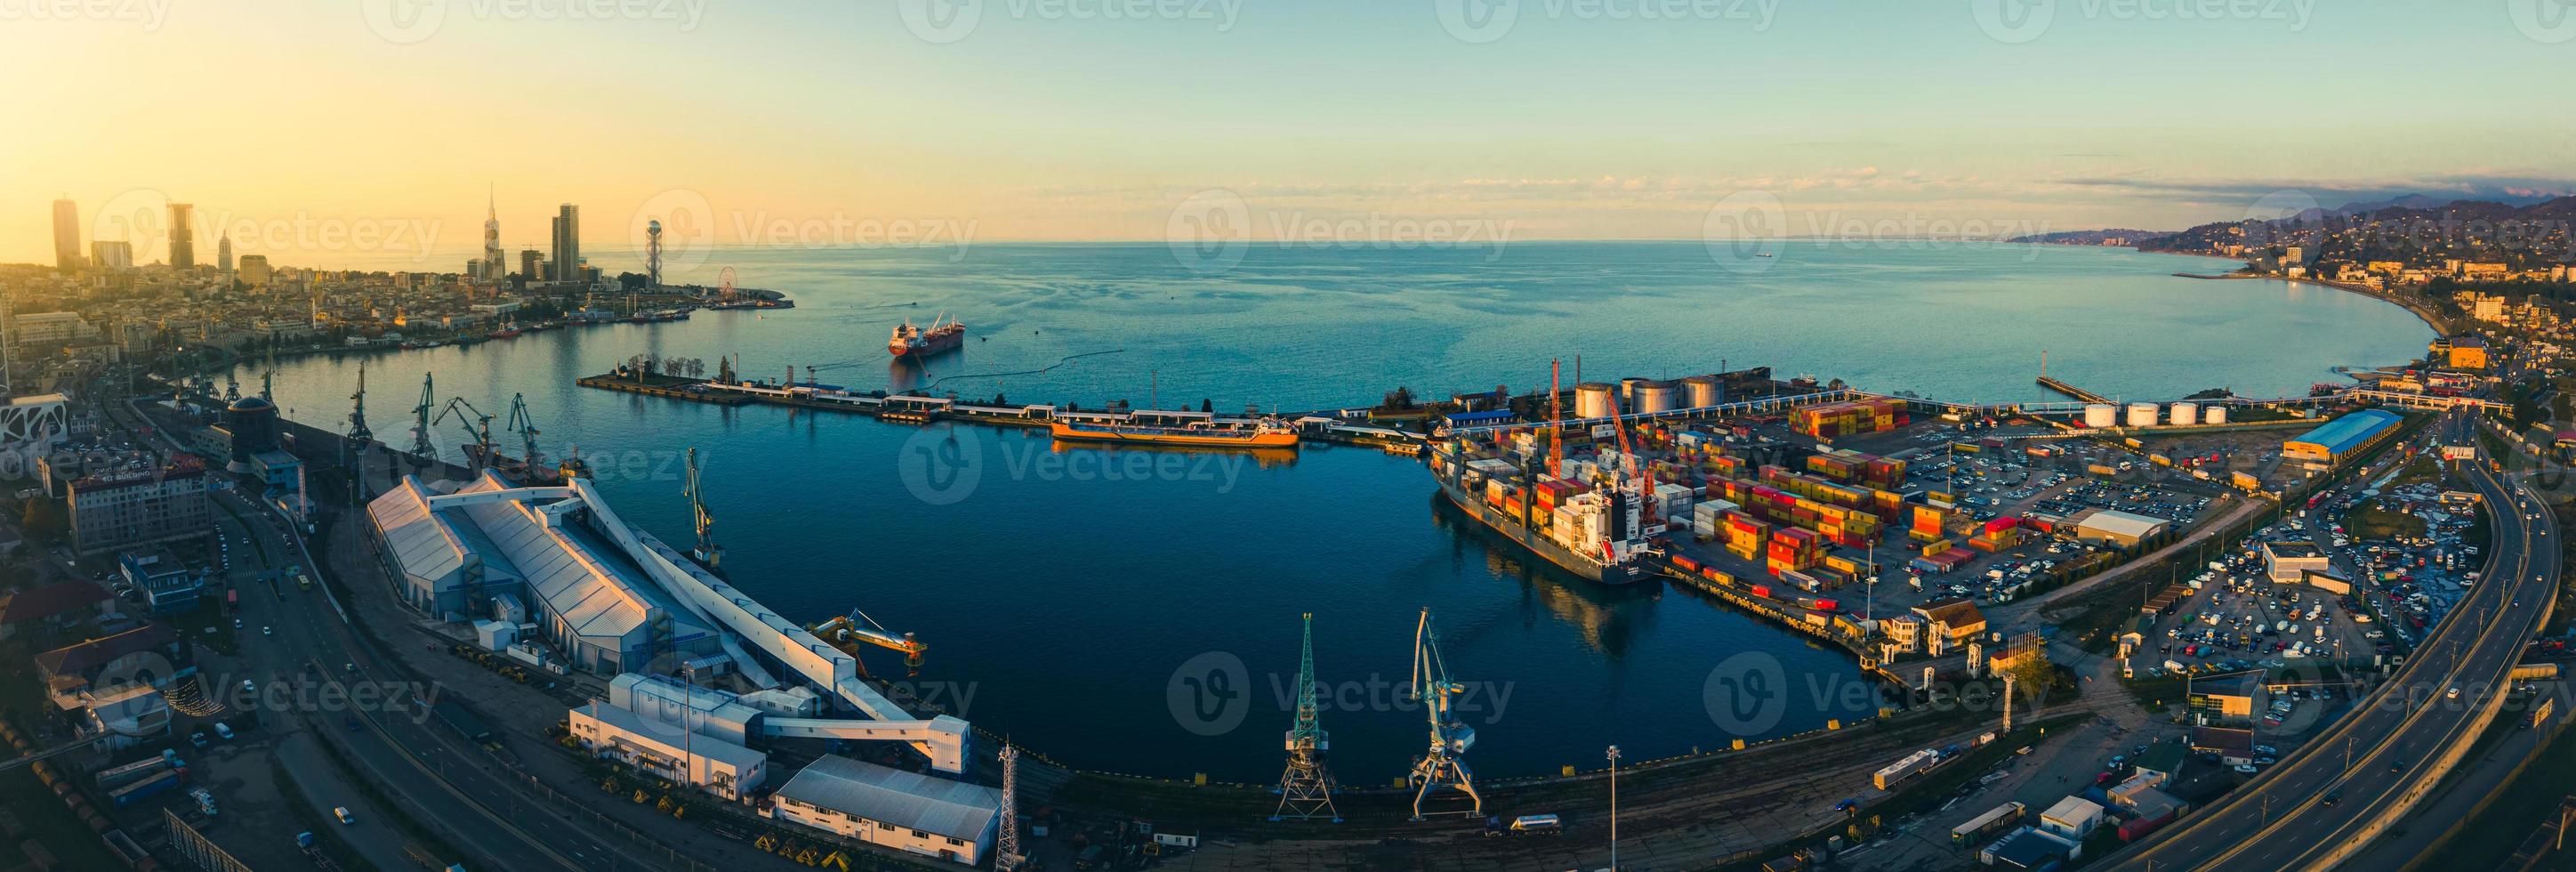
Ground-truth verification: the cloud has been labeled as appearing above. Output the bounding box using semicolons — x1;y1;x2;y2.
2046;172;2576;211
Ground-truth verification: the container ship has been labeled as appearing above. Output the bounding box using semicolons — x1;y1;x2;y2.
1429;445;1648;585
1048;417;1299;448
890;315;965;358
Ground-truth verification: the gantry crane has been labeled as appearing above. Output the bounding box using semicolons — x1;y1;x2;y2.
809;608;928;679
683;448;722;572
505;392;543;470
1405;608;1480;820
434;397;496;472
347;361;374;502
1273;612;1341;822
409;373;437;471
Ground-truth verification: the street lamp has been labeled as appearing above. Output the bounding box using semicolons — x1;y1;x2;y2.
1606;745;1622;871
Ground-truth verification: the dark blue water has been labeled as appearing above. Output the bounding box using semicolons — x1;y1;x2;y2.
256;242;2429;780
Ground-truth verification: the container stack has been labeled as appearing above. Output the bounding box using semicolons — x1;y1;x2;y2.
1767;528;1823;575
1967;517;2020;553
1912;505;1952;543
1724;513;1768;561
1790;398;1911;439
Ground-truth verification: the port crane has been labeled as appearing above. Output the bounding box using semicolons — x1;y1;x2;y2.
1404;608;1480;820
408;373;437;471
682;448;723;572
504;392;543;470
434;397;497;472
346;361;374;502
1273;612;1341;822
809;607;927;678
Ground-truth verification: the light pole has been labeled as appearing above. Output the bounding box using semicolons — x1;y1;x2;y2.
1606;744;1622;871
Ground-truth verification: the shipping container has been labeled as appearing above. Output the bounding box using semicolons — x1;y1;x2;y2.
109;770;181;807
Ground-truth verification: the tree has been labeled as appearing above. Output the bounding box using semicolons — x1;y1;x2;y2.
1383;386;1417;410
1200;399;1213;413
20;499;66;544
2004;645;2056;709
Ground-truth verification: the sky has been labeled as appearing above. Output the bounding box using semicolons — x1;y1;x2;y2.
4;0;2572;268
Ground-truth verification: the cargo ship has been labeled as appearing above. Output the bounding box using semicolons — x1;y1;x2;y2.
1048;418;1299;448
890;315;965;358
1430;448;1648;585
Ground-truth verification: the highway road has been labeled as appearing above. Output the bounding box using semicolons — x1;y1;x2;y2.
2105;410;2562;870
109;398;657;871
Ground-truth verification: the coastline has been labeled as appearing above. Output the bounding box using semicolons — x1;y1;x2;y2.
2169;270;2456;336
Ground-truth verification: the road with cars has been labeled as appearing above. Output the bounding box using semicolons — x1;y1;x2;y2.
2104;409;2562;870
107;398;641;871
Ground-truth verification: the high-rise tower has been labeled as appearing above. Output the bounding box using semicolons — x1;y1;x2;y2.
551;203;580;286
483;187;503;282
50;198;81;271
168;203;196;270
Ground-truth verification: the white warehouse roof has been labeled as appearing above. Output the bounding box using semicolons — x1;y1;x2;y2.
2073;508;2169;541
776;755;1000;843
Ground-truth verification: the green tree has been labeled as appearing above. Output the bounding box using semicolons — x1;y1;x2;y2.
20;499;66;544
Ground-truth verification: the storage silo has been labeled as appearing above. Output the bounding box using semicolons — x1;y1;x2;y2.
2169;402;2198;426
1575;383;1619;419
1634;380;1679;415
2203;405;2228;424
1682;375;1725;408
2082;404;2118;429
2125;402;2159;428
1619;377;1647;406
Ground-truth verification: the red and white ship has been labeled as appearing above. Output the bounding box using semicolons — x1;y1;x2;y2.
889;314;965;358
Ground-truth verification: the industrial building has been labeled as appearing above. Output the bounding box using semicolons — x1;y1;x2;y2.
2262;540;2330;585
367;472;723;674
568;701;768;801
2063;507;2172;548
366;471;973;777
769;754;1001;867
2281;408;2402;464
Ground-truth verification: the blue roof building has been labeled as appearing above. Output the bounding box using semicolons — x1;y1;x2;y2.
2282;408;2402;463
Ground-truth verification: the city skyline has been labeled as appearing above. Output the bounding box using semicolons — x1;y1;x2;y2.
4;2;2572;264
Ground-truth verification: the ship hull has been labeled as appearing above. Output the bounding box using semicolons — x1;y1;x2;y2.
1048;421;1299;448
891;329;966;358
1435;475;1646;585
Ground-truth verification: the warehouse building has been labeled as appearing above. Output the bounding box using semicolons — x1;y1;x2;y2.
366;472;719;674
568;701;767;801
2282;408;2403;464
2263;540;2330;585
2064;508;2172;548
769;754;1001;866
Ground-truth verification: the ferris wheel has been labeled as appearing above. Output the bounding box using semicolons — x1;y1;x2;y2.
718;266;737;301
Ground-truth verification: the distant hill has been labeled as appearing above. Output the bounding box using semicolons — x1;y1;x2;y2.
2009;229;2168;245
2135;196;2576;271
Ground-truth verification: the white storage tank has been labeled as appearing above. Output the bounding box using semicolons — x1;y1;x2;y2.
1682;375;1725;408
2203;405;2228;424
1575;383;1619;419
2082;404;2117;429
2169;402;2197;426
1634;380;1679;415
1619;376;1648;406
2125;402;2159;428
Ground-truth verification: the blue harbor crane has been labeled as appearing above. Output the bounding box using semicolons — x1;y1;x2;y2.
1273;613;1342;822
1405;608;1482;820
683;447;723;573
408;373;436;472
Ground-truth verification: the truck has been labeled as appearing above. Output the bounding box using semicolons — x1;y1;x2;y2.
95;751;178;789
1952;802;2025;846
1873;749;1939;790
108;770;181;808
1483;814;1564;836
2118;807;2177;841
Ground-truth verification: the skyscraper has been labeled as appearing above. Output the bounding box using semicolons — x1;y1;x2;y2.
483;188;503;282
90;241;133;270
239;254;271;287
168;203;196;270
218;231;234;272
551;203;579;287
519;248;542;283
51;198;82;272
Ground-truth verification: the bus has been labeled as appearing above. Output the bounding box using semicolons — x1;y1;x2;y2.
1952;801;2025;847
